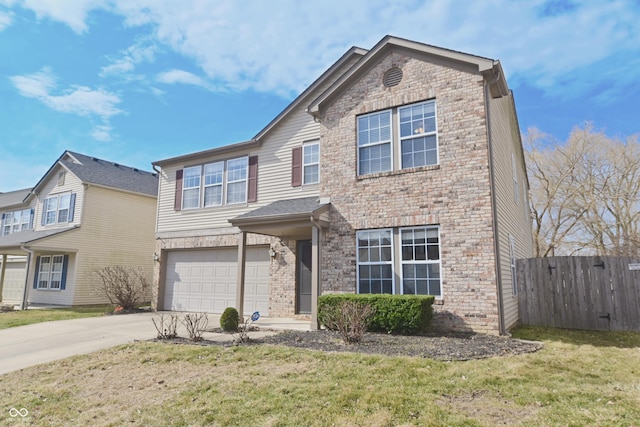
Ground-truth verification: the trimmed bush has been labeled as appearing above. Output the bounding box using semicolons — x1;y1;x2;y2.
220;307;240;332
318;294;434;335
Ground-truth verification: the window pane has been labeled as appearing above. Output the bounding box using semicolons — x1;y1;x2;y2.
183;166;201;188
429;279;441;296
227;158;248;182
204;185;222;207
303;164;319;185
416;280;429;295
204;162;223;186
182;188;200;209
226;182;246;204
403;279;415;295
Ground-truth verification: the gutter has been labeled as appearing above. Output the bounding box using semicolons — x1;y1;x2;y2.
484;76;506;336
19;245;33;310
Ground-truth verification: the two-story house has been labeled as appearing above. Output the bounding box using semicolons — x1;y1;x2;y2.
0;151;158;308
152;35;534;334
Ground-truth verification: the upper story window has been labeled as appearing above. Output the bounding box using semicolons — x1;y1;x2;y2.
1;208;33;236
181;156;251;210
42;192;75;226
303;142;319;185
357;100;438;176
358;110;392;175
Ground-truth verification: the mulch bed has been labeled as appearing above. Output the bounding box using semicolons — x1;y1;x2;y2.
160;329;543;361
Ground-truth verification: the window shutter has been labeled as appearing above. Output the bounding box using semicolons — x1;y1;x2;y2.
41;199;48;226
60;255;69;290
292;147;302;187
29;209;34;229
68;193;76;222
247;156;258;203
174;169;183;211
33;256;41;289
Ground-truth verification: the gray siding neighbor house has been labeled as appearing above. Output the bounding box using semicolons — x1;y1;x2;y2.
0;151;158;308
152;35;533;334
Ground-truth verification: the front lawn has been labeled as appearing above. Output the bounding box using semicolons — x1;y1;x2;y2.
0;305;111;330
0;326;638;426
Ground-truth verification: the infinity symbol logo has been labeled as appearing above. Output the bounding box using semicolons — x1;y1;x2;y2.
9;408;29;417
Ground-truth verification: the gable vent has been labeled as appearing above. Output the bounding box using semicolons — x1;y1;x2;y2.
383;67;403;88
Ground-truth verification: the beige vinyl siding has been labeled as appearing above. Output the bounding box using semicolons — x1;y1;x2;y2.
27;185;157;305
156;109;321;234
28;253;77;306
33;165;84;231
488;93;534;330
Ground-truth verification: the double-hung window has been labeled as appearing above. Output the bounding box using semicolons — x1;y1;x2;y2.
356;229;393;294
302;142;319;185
226;157;248;205
203;162;224;207
358;111;392;175
1;209;33;235
399;101;437;168
36;255;65;290
357;100;438;176
181;156;249;209
401;226;441;296
182;166;202;210
42;192;74;225
357;226;442;297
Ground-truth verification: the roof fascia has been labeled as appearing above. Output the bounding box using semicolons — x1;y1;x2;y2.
27;150;71;199
153;139;260;167
252;46;368;141
308;35;505;115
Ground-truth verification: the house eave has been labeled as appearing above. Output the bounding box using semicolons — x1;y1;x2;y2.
152;139;260;168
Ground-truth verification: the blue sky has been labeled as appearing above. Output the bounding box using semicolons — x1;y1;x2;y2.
1;0;639;191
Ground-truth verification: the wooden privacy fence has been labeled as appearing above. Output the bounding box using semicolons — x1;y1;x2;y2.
517;256;640;331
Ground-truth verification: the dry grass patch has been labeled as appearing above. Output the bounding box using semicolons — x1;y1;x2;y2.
0;327;639;426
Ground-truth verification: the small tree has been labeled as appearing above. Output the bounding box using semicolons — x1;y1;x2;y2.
94;265;151;310
319;300;375;344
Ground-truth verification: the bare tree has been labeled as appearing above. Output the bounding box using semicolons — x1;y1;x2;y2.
94;265;151;310
525;123;640;257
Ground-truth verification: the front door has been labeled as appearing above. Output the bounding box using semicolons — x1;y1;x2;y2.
297;240;312;314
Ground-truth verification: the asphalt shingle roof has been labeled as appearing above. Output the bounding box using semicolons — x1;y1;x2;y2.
0;189;31;209
0;226;77;249
62;152;158;197
232;196;328;221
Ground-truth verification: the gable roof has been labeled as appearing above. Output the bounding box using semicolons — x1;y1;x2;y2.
0;188;31;210
308;35;510;116
30;151;158;198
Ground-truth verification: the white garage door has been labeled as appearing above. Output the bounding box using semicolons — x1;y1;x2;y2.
163;247;270;316
1;259;27;304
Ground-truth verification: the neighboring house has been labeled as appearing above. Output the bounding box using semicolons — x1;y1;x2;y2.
0;151;158;307
152;35;533;334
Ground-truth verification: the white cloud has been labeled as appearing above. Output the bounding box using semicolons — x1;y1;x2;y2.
91;124;113;141
0;8;13;30
6;0;640;99
10;67;123;140
100;37;159;78
156;69;213;91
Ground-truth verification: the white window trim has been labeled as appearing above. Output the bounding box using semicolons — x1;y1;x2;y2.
43;192;72;225
203;161;224;208
2;208;32;235
181;165;202;210
37;254;64;291
302;141;320;185
399;226;442;298
357;109;393;176
397;100;439;170
225;157;249;205
356;228;395;294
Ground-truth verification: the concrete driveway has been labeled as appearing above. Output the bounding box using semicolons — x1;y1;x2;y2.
0;312;310;375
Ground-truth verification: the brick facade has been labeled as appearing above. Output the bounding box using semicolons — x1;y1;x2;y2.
317;51;501;333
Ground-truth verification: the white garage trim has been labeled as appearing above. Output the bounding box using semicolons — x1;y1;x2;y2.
163;246;270;316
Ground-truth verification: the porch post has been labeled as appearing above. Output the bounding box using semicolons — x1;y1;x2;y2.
310;224;322;330
0;254;6;303
236;231;247;317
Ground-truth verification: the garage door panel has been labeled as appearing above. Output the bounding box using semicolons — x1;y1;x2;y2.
164;247;270;315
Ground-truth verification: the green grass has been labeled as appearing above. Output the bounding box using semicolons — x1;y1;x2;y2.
0;326;639;426
0;305;111;329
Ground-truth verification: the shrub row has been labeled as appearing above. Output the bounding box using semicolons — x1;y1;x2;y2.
318;293;434;335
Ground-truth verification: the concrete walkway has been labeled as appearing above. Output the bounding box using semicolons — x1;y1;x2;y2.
0;311;310;375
